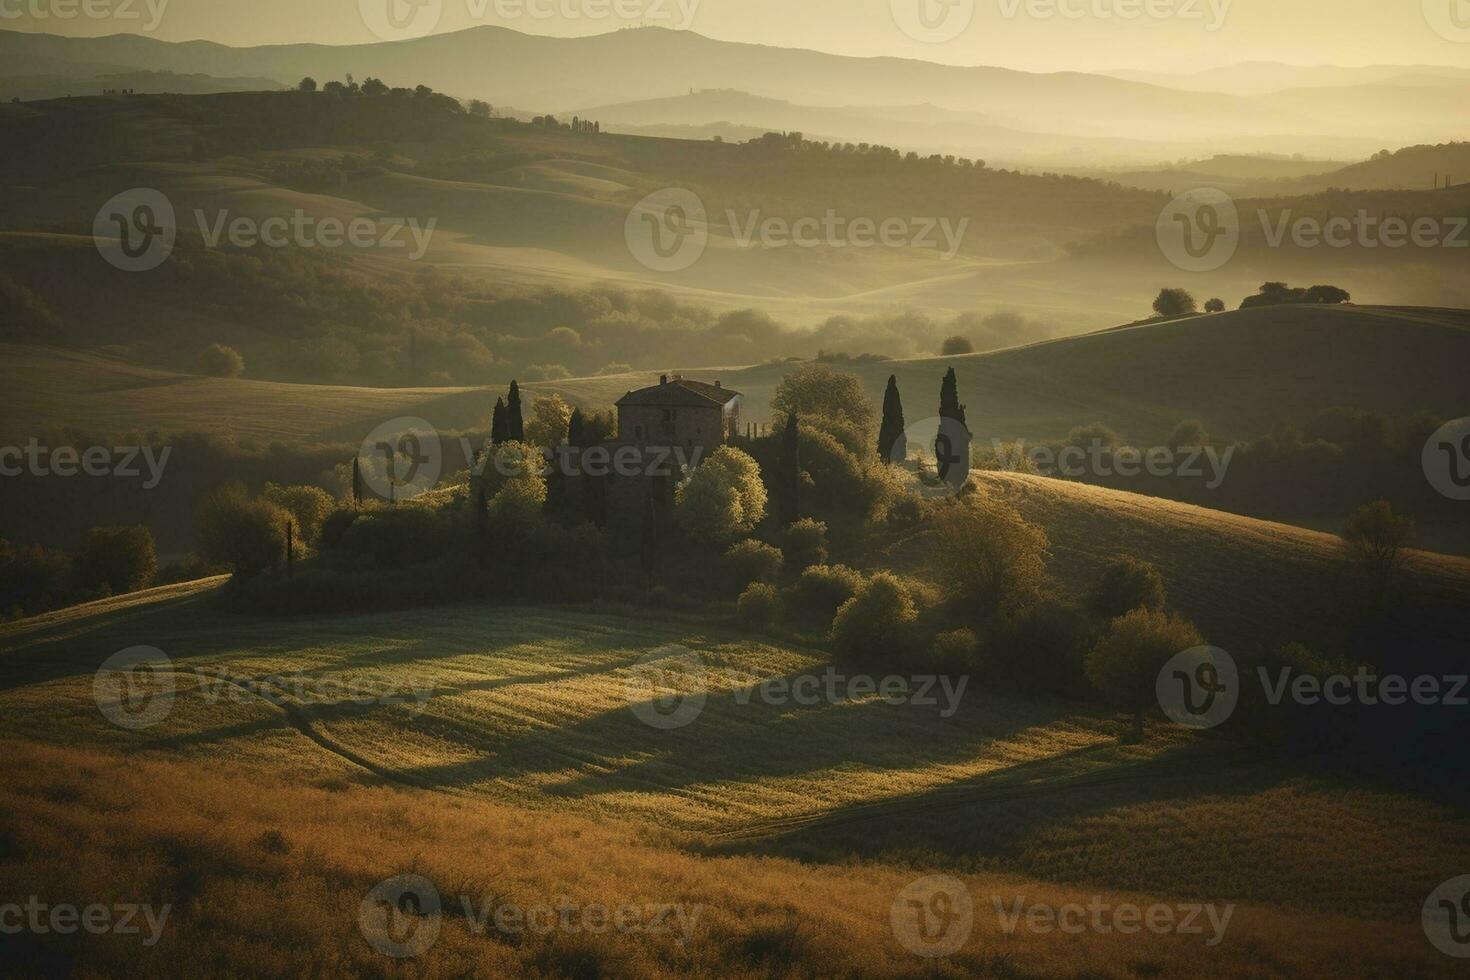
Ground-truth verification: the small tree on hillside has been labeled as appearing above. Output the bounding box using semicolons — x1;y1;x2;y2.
197;485;290;579
936;367;971;487
940;335;975;355
72;525;157;596
931;493;1050;620
199;344;245;378
877;375;906;463
298;77;318;93
1152;288;1198;317
1086;608;1204;742
1204;298;1226;313
830;572;918;661
1342;500;1414;592
525;393;573;449
1088;556;1167;620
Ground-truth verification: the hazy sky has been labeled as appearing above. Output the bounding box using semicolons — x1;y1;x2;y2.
6;0;1470;73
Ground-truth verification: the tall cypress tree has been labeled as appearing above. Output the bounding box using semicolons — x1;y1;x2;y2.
491;397;508;445
351;455;364;510
507;381;525;442
878;374;906;463
782;412;801;524
567;407;585;447
936;367;971;488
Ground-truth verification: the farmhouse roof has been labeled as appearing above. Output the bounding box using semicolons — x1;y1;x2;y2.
616;376;741;408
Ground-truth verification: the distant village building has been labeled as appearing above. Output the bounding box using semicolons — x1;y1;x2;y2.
602;375;742;529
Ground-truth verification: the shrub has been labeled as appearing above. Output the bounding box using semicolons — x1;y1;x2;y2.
1167;419;1209;449
1204;298;1226;313
1067;423;1120;451
0;539;72;618
830;572;918;661
737;582;782;629
930;493;1050;620
198;344;245;377
724;540;784;591
930;627;979;675
197;486;290;579
782;518;828;570
1085;608;1204;741
1087;556;1167;620
787;563;864;620
988;598;1094;699
71;525;157;597
940;335;975;355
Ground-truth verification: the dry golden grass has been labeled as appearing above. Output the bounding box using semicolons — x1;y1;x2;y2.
1;739;1460;979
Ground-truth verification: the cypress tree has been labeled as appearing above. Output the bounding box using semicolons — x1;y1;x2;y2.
507;381;525;442
491;397;508;445
782;412;801;524
351;455;364;510
567;407;585;447
936;367;971;488
939;367;967;430
878;374;906;463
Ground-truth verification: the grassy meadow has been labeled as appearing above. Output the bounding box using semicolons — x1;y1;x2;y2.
3;581;1470;977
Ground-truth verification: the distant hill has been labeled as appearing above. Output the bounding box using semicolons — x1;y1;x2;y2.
0;69;287;102
1;27;1461;161
1105;61;1470;96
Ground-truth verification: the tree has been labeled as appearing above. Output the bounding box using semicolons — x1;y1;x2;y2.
940;335;975;355
1086;608;1204;742
780;412;800;523
1204;298;1225;313
1152;288;1198;317
506;381;525;442
674;446;767;542
567;407;585;447
198;344;244;378
525;394;573;449
323;80;346;95
724;539;784;591
1342;500;1414;589
931;493;1050;619
1167;419;1209;450
298;77;318;93
830;572;918;661
937;366;970;486
468;99;492;118
771;364;875;437
877;375;906;463
72;525;157;596
352;455;364;511
1305;284;1351;304
737;582;782;629
362;76;388;96
197;485;290;579
1088;556;1167;620
262;484;336;545
491;398;509;446
1067;423;1120;451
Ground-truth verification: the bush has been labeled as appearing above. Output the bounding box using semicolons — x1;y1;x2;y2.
1067;423;1120;451
1342;500;1414;588
1167;419;1209;449
1204;298;1225;313
0;539;72;619
198;344;245;377
988;598;1094;699
929;627;979;675
787;563;864;620
940;335;975;355
737;582;782;629
830;572;918;662
724;540;784;591
930;493;1050;620
1087;556;1167;620
336;506;454;569
71;525;157;597
1085;608;1204;741
197;485;290;579
782;518;828;570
